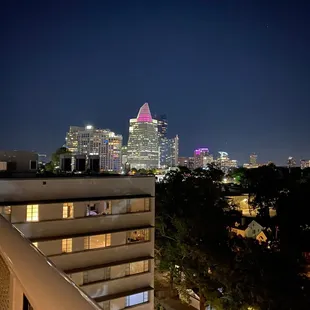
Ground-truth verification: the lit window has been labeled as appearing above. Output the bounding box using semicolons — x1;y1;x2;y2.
126;260;149;276
127;229;150;243
125;291;149;307
62;238;72;253
63;203;74;219
128;199;146;213
84;234;111;250
26;205;39;222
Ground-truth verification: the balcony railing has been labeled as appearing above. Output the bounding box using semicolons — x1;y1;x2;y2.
0;215;102;310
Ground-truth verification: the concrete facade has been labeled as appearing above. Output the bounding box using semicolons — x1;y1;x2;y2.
0;176;155;310
0;151;38;172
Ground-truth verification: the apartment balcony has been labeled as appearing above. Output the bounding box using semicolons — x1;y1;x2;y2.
81;271;152;298
0;215;101;310
49;239;154;270
14;210;153;239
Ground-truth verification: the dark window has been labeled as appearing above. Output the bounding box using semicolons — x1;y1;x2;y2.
30;160;37;170
7;161;17;171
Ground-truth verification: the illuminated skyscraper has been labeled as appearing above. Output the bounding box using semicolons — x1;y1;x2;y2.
66;126;82;153
301;159;310;169
217;151;237;172
155;114;168;138
127;103;159;169
155;114;169;168
153;114;179;168
65;126;122;172
100;132;123;172
194;148;213;169
287;156;296;169
249;153;258;166
167;135;179;167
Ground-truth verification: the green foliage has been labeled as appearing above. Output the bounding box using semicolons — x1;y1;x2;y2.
51;147;71;167
229;167;247;186
156;166;310;310
156;167;236;309
44;161;54;172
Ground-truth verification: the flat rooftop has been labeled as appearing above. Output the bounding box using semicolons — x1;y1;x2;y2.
0;173;154;179
0;175;155;204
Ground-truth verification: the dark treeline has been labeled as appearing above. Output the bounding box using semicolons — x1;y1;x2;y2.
155;165;310;310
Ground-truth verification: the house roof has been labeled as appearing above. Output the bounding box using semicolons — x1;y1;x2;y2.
232;219;263;231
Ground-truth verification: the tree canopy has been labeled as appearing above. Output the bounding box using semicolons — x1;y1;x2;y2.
156;167;310;310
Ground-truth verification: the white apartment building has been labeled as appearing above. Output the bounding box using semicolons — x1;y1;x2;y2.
0;175;155;310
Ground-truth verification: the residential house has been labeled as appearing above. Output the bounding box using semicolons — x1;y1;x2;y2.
230;219;267;243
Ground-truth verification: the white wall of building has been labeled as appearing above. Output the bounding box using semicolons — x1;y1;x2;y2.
3;176;155;310
0;176;155;202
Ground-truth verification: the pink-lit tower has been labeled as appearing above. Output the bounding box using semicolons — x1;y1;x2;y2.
127;103;159;169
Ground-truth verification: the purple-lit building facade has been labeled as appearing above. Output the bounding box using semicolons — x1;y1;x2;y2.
193;148;214;169
127;103;159;169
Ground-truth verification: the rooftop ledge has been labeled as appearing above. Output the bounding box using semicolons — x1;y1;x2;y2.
0;173;155;179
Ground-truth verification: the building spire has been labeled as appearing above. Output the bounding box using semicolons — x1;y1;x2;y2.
137;102;153;122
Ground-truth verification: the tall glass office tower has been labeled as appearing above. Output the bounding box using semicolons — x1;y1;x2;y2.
127;103;159;169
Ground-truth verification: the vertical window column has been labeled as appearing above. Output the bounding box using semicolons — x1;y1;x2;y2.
63;203;74;219
62;238;72;253
26;205;39;222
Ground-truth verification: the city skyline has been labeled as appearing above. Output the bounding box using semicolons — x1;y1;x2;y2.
1;101;306;166
2;0;310;165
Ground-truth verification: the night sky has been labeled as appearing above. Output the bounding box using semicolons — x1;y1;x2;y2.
1;0;310;165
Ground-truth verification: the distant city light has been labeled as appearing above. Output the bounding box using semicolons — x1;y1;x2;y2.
194;148;209;155
219;151;228;158
86;125;93;129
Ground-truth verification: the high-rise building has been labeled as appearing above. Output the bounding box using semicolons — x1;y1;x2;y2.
121;146;128;166
100;133;123;172
0;175;155;309
155;114;168;138
66;126;81;153
127;103;159;169
178;157;188;167
244;153;259;169
249;154;257;166
65;126;122;173
156;135;179;168
216;151;237;172
194;148;213;169
167;135;179;167
178;156;195;169
287;156;296;169
301;159;310;169
158;137;170;168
